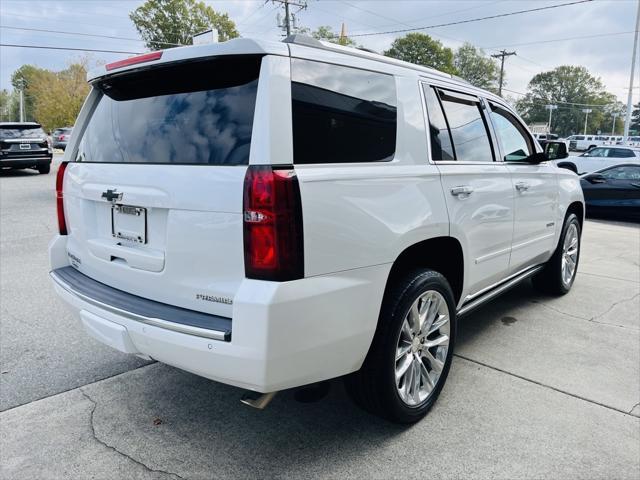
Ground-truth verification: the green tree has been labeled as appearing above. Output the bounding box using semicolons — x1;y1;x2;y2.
453;43;499;92
28;62;90;132
515;66;617;137
130;0;239;50
0;89;16;121
311;25;357;47
631;102;640;134
383;33;456;75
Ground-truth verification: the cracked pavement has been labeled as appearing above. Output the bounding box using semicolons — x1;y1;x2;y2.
1;159;639;479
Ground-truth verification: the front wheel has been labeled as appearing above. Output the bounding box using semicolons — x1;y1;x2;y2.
533;213;581;295
345;269;456;423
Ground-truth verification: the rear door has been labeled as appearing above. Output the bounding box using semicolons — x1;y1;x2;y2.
62;55;265;318
423;85;514;296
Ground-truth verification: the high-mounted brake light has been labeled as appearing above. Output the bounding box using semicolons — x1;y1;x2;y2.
243;165;304;281
56;162;69;235
105;51;163;71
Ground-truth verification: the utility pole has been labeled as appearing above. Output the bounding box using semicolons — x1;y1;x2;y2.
16;77;26;122
582;109;592;135
611;112;618;135
623;0;640;140
545;105;558;133
491;50;516;96
273;0;307;37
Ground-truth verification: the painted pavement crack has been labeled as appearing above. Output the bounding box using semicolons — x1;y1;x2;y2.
80;389;185;480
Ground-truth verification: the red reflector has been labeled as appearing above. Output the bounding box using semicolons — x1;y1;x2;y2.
105;51;163;71
243;165;304;281
56;162;68;235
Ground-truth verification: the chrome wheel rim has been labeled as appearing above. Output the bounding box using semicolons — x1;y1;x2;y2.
395;290;450;407
561;223;579;287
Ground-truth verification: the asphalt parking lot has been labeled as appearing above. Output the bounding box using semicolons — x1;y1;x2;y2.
1;156;639;479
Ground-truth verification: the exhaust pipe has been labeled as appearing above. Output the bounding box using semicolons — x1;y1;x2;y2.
240;391;277;410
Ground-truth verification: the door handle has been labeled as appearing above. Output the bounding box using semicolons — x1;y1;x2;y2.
515;182;530;192
451;185;474;197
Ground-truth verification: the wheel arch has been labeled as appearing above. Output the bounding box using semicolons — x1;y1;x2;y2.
383;236;464;306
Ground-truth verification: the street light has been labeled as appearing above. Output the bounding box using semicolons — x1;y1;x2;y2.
582;109;592;135
611;112;619;136
545;105;558;133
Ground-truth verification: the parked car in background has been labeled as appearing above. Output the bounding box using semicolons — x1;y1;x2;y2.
0;122;53;174
566;135;610;152
581;164;640;221
49;36;584;424
52;127;73;150
568;146;640;174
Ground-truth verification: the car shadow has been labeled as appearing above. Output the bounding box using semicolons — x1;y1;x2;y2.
92;281;548;477
0;169;41;177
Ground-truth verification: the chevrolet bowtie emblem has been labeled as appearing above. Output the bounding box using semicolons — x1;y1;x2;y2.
101;189;123;203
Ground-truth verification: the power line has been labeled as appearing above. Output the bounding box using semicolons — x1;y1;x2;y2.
348;0;594;38
482;30;635;49
0;25;183;47
0;43;141;55
503;88;618;107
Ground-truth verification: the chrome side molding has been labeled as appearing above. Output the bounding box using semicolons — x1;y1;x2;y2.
457;264;544;317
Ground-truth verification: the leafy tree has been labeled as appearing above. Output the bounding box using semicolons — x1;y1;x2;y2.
384;33;456;75
454;43;499;92
631;102;640;133
130;0;239;50
515;66;617;137
0;89;16;121
312;25;357;47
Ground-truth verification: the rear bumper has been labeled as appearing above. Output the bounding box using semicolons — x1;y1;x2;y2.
0;156;52;168
49;235;389;392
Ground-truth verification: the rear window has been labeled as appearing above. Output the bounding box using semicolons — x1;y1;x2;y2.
291;59;397;164
0;126;46;139
75;56;262;165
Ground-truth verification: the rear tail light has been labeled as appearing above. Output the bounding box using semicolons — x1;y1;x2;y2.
56;162;69;235
106;51;163;71
243;165;303;281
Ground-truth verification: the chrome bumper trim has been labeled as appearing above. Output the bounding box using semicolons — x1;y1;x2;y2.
50;270;228;341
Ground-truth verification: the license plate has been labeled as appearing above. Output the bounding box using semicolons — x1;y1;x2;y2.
19;143;31;150
111;205;147;244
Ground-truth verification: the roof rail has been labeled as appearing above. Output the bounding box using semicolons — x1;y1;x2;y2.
282;34;452;80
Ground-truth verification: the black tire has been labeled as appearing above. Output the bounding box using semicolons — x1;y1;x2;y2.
345;269;456;424
532;213;581;295
37;164;50;174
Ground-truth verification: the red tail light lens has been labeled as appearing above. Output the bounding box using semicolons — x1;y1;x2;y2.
105;51;163;71
243;165;303;281
56;162;68;235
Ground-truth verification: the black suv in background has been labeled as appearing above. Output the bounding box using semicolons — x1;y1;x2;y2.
0;122;53;174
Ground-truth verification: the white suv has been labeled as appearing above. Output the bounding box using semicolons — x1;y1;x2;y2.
49;36;584;423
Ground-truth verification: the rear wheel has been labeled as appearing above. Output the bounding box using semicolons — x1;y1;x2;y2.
37;164;50;174
345;269;456;423
533;213;581;295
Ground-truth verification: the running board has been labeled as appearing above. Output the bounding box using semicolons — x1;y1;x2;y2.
457;265;544;317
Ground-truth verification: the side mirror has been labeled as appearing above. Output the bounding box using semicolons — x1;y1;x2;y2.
544;141;569;160
586;173;606;184
526;152;548;164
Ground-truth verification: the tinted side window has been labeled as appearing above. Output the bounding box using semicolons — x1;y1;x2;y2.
291;59;397;164
438;89;494;162
608;148;635;158
601;166;640;179
423;85;455;161
489;106;532;162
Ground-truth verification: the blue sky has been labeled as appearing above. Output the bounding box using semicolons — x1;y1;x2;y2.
0;0;638;105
